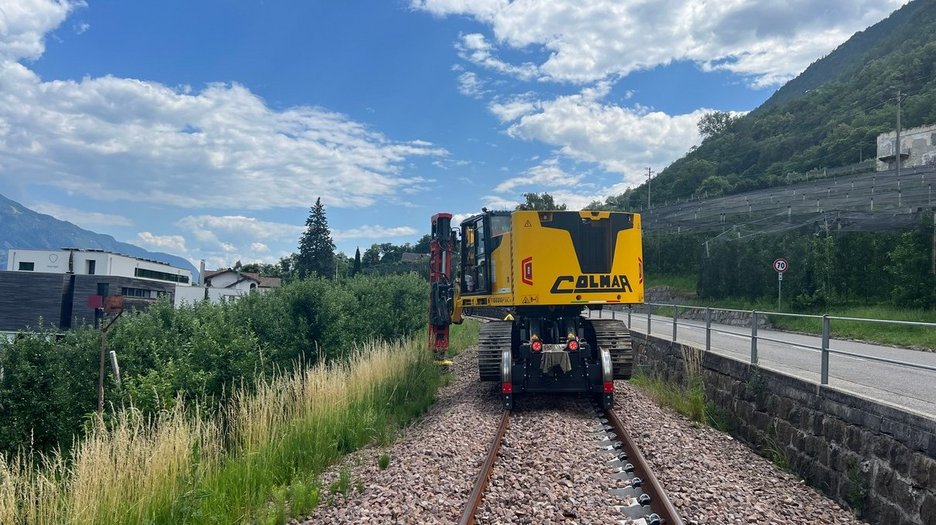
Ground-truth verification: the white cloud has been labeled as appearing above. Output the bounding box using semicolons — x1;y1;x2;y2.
415;0;909;86
486;157;638;211
479;195;519;210
494;85;707;186
0;2;446;212
494;158;585;193
0;0;79;61
136;232;187;254
456;33;539;81
457;71;486;98
331;225;418;241
250;242;269;253
177;215;303;244
489;94;540;122
450;212;476;224
30;201;132;227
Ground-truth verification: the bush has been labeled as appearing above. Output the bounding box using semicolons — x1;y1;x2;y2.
0;327;99;453
0;274;430;456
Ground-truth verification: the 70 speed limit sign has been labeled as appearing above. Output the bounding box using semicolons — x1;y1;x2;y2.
774;258;788;309
773;258;789;273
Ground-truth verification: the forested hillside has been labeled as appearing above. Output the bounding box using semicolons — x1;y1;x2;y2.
599;0;936;209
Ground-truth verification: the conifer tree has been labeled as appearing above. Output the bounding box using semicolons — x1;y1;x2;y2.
296;197;335;278
352;246;362;276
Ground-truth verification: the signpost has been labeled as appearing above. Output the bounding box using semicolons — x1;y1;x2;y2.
773;258;788;310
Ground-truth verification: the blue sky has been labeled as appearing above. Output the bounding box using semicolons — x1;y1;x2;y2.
0;0;908;269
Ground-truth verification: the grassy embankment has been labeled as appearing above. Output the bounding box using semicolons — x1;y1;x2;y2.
646;274;936;350
0;321;479;525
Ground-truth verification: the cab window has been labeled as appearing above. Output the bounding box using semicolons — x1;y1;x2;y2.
461;218;489;294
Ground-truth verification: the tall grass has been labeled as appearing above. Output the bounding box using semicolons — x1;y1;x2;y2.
448;320;480;357
767;305;936;350
0;336;455;524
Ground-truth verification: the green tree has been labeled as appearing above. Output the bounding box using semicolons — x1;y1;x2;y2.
413;234;431;253
362;245;381;267
517;192;567;210
352;247;362;276
697;111;739;139
885;227;936;308
296;197;336;278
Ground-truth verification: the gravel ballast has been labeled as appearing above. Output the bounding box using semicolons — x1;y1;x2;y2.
613;382;866;525
302;345;502;524
302;343;866;524
475;396;639;524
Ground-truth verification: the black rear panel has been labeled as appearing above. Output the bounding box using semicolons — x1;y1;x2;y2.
539;212;633;274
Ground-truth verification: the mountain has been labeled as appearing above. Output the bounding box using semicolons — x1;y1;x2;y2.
0;193;198;279
598;0;936;210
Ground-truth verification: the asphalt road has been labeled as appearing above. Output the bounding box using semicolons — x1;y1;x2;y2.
589;309;936;421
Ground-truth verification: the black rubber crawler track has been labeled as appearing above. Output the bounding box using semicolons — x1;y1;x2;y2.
478;320;512;381
587;318;633;380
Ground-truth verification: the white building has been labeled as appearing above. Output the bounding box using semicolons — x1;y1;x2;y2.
876;123;936;171
6;248;192;285
203;269;281;292
173;270;282;307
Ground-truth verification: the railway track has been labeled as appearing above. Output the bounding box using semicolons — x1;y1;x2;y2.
459;398;684;525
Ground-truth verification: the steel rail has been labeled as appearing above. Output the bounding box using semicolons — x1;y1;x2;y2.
604;408;685;525
459;409;510;525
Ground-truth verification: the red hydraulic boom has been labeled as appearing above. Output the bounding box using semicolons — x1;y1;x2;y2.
428;213;455;355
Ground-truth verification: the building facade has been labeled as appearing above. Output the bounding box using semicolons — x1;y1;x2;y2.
1;248;191;333
6;248;192;285
876;123;936;171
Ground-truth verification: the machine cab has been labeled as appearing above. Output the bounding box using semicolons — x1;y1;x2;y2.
459;211;511;296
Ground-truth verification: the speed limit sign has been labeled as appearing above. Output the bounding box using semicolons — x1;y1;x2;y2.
773;258;788;273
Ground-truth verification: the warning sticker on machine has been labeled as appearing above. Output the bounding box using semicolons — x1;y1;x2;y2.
521;295;539;304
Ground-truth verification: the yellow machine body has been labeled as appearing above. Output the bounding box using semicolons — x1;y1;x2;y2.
457;210;644;309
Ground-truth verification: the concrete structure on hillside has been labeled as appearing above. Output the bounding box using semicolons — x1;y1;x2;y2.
876;123;936;171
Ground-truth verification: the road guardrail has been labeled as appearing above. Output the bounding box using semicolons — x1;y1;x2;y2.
597;303;936;385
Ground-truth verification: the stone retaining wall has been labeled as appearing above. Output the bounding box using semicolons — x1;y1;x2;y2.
631;332;936;525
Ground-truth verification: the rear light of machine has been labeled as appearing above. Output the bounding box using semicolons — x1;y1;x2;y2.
603;381;614;394
502;382;513;394
531;340;543;352
567;339;579;351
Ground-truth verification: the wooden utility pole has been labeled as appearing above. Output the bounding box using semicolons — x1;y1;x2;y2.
98;309;123;415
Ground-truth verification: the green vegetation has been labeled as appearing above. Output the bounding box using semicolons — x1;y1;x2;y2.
632;374;705;423
641;217;935;315
377;453;390;470
645;273;697;296
0;338;430;524
296;197;337;279
0;274;429;456
769;306;936;349
0;279;481;524
631;345;731;431
447;320;481;357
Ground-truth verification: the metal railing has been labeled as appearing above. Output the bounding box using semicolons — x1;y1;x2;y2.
595;302;936;385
